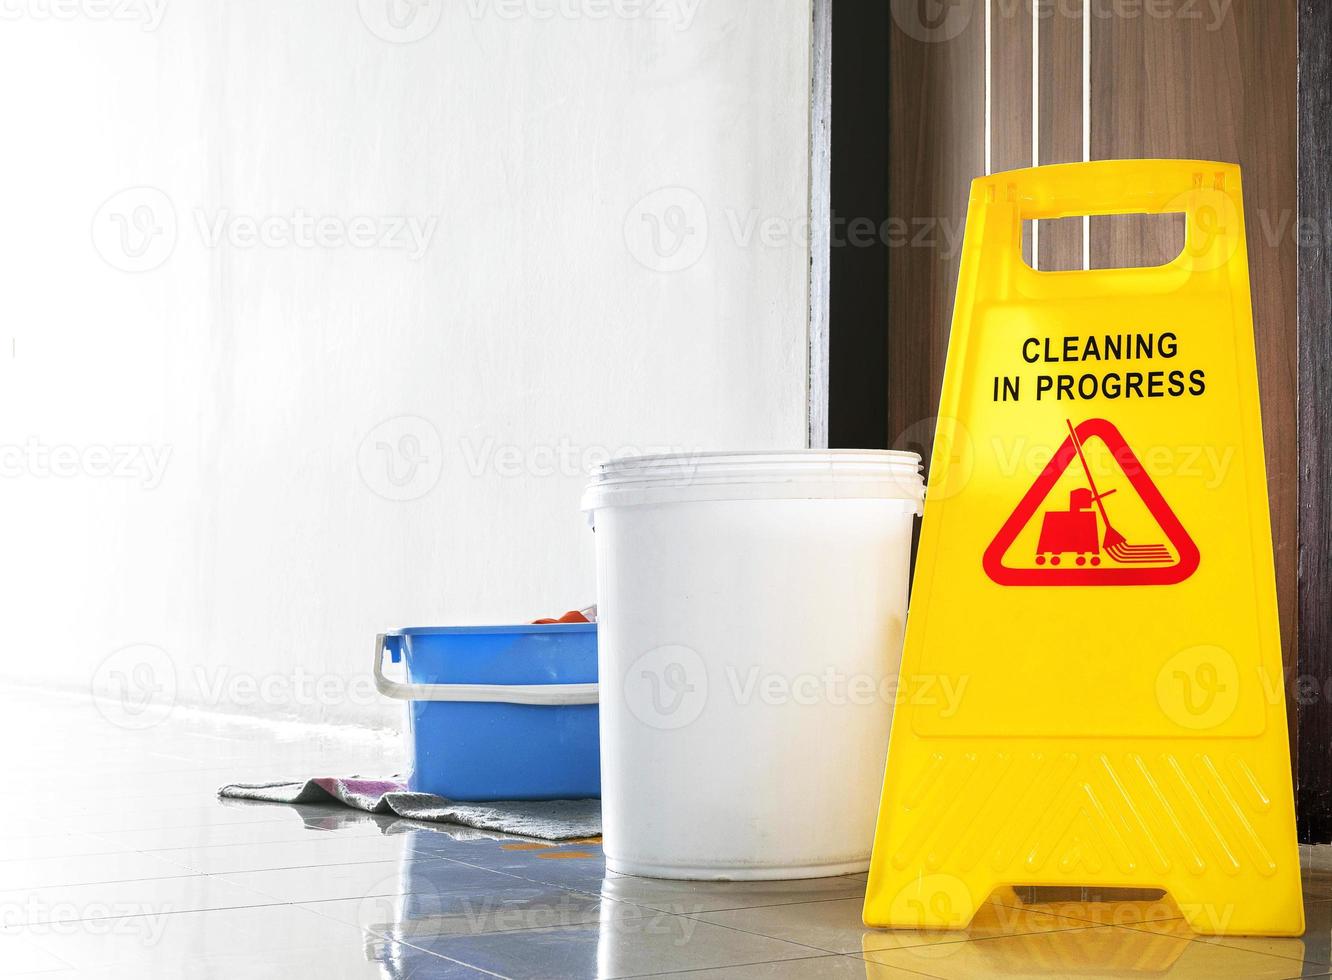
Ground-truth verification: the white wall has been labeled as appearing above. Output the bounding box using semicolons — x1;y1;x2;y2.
0;0;813;729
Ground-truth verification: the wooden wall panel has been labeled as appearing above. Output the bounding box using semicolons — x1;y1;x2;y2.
1297;0;1332;844
1090;0;1299;697
991;2;1033;265
1037;3;1085;271
886;2;985;460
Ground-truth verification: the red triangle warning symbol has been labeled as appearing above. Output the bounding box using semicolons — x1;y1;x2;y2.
983;418;1199;587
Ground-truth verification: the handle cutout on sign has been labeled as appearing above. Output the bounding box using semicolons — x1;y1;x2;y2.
1089;211;1187;270
1022;212;1186;273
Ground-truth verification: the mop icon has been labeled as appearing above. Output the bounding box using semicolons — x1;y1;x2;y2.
1034;419;1173;567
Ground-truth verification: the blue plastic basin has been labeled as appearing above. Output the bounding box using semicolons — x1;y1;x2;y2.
379;624;599;801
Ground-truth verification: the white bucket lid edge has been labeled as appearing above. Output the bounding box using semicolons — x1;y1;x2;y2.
581;449;925;513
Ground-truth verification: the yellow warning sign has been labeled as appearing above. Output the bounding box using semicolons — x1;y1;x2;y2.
864;160;1302;937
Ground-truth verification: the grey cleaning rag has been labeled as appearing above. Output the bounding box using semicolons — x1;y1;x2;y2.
219;776;600;841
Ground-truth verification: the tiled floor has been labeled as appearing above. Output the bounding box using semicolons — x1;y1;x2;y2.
5;684;1332;978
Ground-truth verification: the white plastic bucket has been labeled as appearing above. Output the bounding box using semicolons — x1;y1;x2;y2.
582;450;924;880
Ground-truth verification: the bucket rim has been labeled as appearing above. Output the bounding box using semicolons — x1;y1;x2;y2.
590;448;922;474
582;449;925;513
389;623;597;637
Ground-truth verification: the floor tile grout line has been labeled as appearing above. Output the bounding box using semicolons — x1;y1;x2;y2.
388;933;519;980
210;852;589;899
838;949;950;980
656;913;867;959
449;867;715;900
835;949;950;980
15;936;79;974
128;843;450;878
1112;918;1331;967
255;905;509;978
198;869;313;906
14;912;396;972
68;826;390;855
43;816;310;835
6;898;301;930
987;896;1184;928
401;853;609;892
296;896;616;945
0;870;203;891
870;921;1117;953
293;878;732;945
674;912;1114;960
612;951;877;980
3;836;335;860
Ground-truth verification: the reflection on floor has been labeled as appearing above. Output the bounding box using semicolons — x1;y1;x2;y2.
3;684;1331;978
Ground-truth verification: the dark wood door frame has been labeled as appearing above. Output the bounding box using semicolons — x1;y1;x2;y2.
808;0;890;451
1297;0;1332;844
